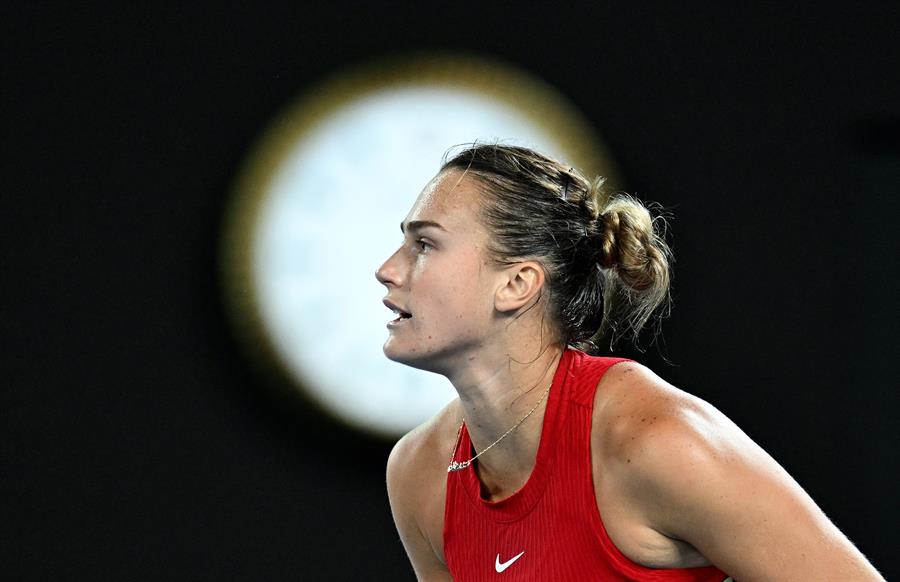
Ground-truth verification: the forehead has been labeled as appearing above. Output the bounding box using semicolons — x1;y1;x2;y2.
403;169;485;232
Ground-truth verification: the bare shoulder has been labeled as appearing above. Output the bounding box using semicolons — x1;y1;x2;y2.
387;397;460;520
591;361;885;581
591;361;746;475
591;361;769;538
388;404;452;483
590;361;742;567
386;399;460;580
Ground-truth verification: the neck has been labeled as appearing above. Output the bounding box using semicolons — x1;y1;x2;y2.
448;342;565;496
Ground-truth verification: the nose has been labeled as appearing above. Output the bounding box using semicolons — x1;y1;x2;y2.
375;247;404;287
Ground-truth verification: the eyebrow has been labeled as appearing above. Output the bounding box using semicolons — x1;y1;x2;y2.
400;220;447;234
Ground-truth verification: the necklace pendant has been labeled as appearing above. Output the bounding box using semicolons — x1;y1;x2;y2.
447;460;470;473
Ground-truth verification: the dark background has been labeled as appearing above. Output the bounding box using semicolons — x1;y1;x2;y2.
3;3;898;580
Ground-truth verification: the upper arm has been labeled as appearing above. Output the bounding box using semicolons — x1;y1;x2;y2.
613;368;884;581
386;431;453;582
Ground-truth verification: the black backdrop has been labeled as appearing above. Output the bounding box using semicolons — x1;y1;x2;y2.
3;3;898;580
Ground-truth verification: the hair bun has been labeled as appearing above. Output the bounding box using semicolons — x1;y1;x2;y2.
595;196;667;293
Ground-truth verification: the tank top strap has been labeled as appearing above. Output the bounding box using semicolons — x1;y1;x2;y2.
563;350;634;408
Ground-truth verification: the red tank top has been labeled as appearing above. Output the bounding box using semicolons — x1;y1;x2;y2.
443;348;730;581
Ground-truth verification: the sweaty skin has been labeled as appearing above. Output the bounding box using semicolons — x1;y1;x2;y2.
379;170;885;582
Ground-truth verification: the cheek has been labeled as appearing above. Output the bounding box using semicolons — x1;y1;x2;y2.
413;252;491;313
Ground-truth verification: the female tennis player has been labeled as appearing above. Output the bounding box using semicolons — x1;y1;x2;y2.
376;144;883;581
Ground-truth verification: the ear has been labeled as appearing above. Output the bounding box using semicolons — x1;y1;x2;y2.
494;260;546;314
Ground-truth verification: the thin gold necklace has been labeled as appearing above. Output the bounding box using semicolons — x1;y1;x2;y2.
447;382;552;473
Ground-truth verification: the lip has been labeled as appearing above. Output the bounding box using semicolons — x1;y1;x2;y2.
383;298;412;327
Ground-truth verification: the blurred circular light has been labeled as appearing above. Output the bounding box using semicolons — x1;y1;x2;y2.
222;54;620;438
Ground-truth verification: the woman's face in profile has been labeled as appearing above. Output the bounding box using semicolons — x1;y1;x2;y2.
376;170;502;375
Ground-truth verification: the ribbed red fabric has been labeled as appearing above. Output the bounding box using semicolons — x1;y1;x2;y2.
443;348;729;581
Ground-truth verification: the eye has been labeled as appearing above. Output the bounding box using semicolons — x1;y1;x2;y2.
416;238;433;252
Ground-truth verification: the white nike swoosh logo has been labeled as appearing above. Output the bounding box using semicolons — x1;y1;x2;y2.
495;551;525;573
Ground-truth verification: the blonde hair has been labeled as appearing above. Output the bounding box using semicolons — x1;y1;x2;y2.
442;144;672;352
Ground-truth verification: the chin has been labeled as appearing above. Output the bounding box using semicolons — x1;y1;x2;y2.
383;338;444;374
383;338;421;366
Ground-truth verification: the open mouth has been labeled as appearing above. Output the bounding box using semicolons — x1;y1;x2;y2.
390;310;412;324
384;299;412;325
